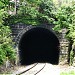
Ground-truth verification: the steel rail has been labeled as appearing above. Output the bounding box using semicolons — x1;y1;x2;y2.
17;63;38;75
34;63;46;75
16;63;46;75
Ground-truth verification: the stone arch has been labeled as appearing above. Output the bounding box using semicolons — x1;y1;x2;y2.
18;25;60;65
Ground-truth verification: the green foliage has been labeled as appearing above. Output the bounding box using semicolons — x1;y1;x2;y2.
8;0;40;25
0;0;9;10
0;23;16;65
70;49;74;66
53;4;75;43
0;45;6;64
53;2;75;65
0;43;16;65
19;0;39;18
60;70;75;75
18;0;40;25
0;1;16;65
37;0;55;24
0;9;8;24
53;6;70;32
7;0;55;25
0;1;4;9
6;14;40;25
39;0;54;15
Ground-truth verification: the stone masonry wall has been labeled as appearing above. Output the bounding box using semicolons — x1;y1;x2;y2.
10;23;69;62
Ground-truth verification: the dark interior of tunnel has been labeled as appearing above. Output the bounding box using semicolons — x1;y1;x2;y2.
18;27;60;65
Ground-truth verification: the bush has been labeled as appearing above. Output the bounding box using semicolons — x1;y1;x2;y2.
0;8;16;65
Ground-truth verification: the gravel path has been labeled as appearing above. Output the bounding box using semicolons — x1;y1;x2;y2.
14;64;75;74
13;63;60;75
1;62;75;74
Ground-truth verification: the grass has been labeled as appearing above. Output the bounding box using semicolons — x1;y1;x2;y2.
60;70;75;75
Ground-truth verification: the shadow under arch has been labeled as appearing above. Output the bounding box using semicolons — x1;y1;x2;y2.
18;27;60;65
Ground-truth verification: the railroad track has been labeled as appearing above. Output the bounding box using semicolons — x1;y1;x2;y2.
16;63;46;75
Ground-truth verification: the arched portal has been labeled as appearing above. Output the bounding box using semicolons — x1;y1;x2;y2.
18;27;60;65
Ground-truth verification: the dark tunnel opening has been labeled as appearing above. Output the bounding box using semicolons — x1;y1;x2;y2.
18;27;60;65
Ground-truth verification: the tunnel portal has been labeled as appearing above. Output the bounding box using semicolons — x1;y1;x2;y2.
18;27;60;65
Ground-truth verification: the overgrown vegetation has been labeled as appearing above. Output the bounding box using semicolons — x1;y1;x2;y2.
6;0;55;25
53;2;75;65
0;0;75;67
0;0;16;65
